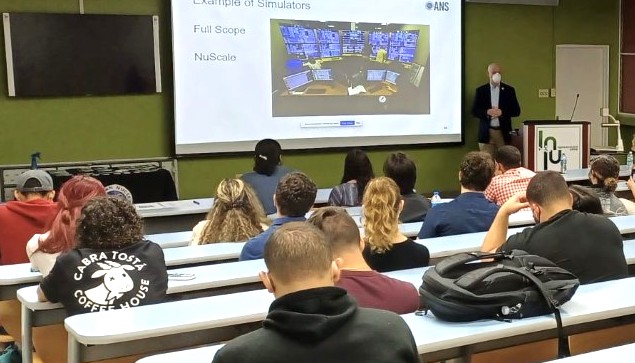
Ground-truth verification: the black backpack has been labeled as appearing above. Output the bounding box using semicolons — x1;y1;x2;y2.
419;250;580;356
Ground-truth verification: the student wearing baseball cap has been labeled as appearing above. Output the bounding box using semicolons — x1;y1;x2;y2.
0;170;58;348
0;170;58;265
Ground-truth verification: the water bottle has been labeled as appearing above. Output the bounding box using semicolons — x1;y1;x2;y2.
628;151;634;171
431;191;442;207
560;153;567;174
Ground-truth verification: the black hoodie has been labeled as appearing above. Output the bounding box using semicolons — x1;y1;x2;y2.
212;287;419;363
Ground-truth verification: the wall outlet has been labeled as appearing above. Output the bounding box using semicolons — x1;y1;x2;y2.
538;89;550;98
550;88;556;97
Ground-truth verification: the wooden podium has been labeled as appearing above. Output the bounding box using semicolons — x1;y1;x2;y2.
523;121;591;171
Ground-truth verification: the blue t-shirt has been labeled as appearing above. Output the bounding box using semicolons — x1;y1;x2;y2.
417;192;499;239
241;166;293;215
239;216;306;261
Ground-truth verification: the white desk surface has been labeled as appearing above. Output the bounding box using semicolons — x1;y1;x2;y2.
563;165;630;183
65;276;635;356
315;188;331;204
544;343;635;362
136;345;224;363
136;199;213;218
146;231;191;249
134;187;333;219
162;243;244;266
65;288;274;345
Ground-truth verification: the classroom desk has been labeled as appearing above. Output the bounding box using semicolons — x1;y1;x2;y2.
136;188;333;234
136;345;224;363
17;259;268;363
146;231;191;249
63;277;635;363
563;165;630;183
0;242;243;302
543;342;635;362
137;199;212;235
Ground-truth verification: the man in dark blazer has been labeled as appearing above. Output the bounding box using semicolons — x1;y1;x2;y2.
472;63;521;155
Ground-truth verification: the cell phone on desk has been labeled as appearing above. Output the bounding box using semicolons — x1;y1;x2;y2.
168;273;196;281
631;168;635;179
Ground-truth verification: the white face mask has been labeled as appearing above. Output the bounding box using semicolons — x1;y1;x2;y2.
492;72;502;84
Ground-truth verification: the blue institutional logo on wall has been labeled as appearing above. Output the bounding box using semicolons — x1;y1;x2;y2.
426;1;434;10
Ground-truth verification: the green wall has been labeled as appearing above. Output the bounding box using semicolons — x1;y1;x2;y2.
0;0;623;199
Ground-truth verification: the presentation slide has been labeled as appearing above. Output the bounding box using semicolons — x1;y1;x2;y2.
172;0;462;154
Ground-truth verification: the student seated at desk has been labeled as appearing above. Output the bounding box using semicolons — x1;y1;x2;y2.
241;139;294;215
484;145;535;206
418;151;499;239
26;176;106;276
212;222;419;363
362;177;430;272
0;171;57;345
0;170;58;265
481;171;627;284
569;185;603;215
383;152;431;223
240;172;317;261
588;155;630;216
328;148;374;207
38;197;168;315
34;197;167;363
191;178;269;245
308;207;419;314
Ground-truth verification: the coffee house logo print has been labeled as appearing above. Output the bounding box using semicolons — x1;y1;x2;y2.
73;252;151;312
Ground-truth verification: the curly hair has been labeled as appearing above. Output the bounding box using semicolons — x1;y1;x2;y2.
362;177;402;253
76;197;144;250
459;151;495;191
275;172;317;217
198;179;268;244
590;155;620;193
39;176;106;254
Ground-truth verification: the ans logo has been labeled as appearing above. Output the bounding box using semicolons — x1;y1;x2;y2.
426;1;449;11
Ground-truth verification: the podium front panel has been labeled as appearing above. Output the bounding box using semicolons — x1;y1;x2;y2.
524;123;589;171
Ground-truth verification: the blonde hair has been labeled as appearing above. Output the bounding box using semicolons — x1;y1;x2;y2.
362;177;401;253
199;179;268;244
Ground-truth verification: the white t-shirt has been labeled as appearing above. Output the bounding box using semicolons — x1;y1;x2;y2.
25;232;60;277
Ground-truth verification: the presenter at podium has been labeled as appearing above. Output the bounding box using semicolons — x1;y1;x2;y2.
472;63;521;155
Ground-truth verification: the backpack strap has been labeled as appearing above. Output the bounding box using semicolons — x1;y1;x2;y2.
455;264;569;357
435;251;507;275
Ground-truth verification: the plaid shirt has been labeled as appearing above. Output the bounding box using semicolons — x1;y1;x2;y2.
484;167;536;206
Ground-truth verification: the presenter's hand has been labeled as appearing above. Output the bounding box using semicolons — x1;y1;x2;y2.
500;192;529;216
487;108;497;117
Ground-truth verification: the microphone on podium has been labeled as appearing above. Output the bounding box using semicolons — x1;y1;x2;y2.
568;93;580;121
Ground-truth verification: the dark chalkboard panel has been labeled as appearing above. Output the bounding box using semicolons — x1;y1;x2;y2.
3;13;160;97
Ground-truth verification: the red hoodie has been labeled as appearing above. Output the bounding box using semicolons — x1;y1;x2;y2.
0;199;58;265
